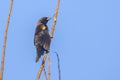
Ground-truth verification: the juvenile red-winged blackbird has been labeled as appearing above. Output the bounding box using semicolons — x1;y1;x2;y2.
34;17;51;62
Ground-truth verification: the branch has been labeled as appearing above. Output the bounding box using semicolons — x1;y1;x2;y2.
0;0;13;80
55;52;61;80
47;54;50;80
36;54;47;80
36;0;60;79
43;68;47;80
50;0;60;38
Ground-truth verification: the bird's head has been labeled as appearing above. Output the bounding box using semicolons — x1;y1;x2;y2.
38;17;51;24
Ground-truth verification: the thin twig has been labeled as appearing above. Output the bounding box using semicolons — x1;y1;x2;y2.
47;54;50;80
0;0;13;80
43;68;47;80
36;0;60;79
36;54;47;80
50;0;60;38
55;52;61;80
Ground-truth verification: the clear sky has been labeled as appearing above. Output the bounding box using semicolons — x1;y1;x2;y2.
0;0;120;80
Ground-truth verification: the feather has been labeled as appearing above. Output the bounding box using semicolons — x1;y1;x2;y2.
36;45;44;62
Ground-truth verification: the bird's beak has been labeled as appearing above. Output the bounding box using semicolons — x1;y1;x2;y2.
47;17;51;20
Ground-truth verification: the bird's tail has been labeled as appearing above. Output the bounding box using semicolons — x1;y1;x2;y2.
36;46;44;62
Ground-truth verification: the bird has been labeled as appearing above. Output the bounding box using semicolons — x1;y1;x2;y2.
34;17;51;62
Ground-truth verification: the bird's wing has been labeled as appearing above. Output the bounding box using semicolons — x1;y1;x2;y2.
34;24;42;45
42;31;51;50
34;24;51;50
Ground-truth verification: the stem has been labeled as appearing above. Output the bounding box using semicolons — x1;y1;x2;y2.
0;0;13;80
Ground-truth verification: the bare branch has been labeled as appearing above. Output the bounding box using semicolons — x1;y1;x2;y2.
50;0;60;38
47;54;50;80
55;52;61;80
0;0;13;80
36;54;47;80
43;68;47;80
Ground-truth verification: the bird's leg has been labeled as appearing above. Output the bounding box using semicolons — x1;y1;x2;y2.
50;36;53;39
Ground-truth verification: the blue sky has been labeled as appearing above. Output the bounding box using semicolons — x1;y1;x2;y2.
0;0;120;80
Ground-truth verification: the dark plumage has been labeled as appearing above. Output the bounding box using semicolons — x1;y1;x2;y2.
34;17;51;62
